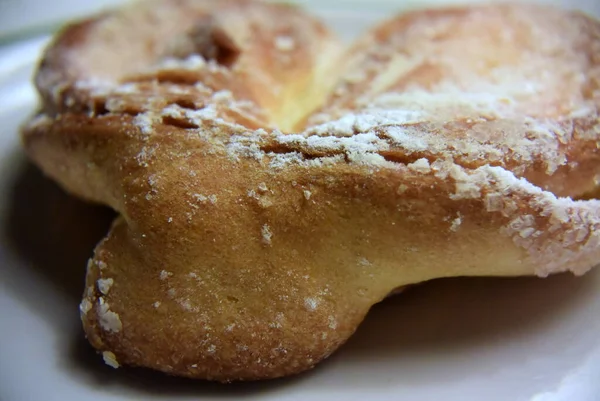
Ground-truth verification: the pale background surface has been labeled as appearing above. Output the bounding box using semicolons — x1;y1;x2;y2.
1;1;600;401
1;0;600;40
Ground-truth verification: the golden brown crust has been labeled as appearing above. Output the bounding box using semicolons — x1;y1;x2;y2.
22;0;600;381
306;3;600;197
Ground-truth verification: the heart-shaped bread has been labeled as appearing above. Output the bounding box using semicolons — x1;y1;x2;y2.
23;0;600;381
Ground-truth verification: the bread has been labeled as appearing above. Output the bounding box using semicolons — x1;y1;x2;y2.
22;0;600;381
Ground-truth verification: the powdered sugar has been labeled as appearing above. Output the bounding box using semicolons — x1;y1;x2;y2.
407;158;431;174
450;216;462;232
304;297;319;311
384;125;428;152
102;351;120;369
97;278;114;295
274;35;295;52
261;224;273;245
443;163;600;276
133;112;156;135
154;54;207;71
306;109;424;137
97;297;122;333
79;298;92;315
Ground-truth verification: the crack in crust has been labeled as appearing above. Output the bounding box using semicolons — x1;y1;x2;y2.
22;0;600;382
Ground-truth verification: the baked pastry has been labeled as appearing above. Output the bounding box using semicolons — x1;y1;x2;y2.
22;0;600;382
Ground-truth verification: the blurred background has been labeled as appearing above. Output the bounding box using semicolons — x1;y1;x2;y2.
1;0;600;43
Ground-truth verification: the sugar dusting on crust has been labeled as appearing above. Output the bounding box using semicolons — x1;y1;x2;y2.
445;164;600;276
296;4;600;177
32;1;600;302
157;96;599;276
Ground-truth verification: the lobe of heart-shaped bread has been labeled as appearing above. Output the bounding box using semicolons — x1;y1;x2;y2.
34;0;341;132
23;0;600;381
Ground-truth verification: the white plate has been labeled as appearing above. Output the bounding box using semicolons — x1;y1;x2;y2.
1;2;600;401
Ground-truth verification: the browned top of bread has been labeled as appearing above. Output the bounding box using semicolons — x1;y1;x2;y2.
22;0;600;382
36;0;341;131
